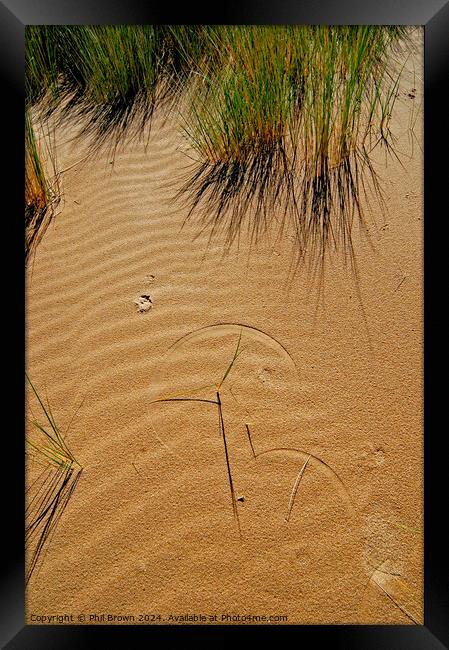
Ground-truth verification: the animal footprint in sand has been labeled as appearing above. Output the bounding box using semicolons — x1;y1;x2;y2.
134;294;153;312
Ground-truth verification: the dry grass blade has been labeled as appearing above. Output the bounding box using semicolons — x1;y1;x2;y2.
371;575;421;624
218;329;244;388
217;391;241;537
256;446;354;515
245;423;256;459
285;454;311;522
149;332;249;536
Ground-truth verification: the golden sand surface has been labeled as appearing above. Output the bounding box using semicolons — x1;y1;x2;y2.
25;35;423;625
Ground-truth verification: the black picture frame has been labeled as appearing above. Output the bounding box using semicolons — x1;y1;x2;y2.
2;1;448;647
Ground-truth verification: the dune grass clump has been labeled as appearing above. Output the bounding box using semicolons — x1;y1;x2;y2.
25;375;82;584
178;27;300;247
25;109;60;263
25;25;415;266
46;26;165;146
178;26;413;266
26;26;64;108
26;26;208;147
26;26;161;147
24;26;212;259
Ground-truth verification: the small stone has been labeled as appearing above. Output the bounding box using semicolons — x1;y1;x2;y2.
237;496;245;503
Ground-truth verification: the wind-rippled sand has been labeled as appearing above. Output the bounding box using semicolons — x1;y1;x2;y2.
25;40;423;625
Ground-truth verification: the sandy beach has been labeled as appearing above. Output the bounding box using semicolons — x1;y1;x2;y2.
25;32;423;625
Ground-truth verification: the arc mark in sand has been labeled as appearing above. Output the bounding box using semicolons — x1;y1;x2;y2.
365;559;402;578
150;327;355;535
254;446;354;515
243;424;353;522
166;322;299;377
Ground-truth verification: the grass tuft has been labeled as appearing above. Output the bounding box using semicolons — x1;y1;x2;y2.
177;26;415;267
25;25;416;267
25;374;83;584
25;109;60;263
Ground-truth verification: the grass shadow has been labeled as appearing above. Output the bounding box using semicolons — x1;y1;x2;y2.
25;374;83;585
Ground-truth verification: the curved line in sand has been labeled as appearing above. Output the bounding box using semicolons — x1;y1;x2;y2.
255;446;354;516
166;322;299;376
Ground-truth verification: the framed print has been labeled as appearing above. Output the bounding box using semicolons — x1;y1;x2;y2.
1;0;448;647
